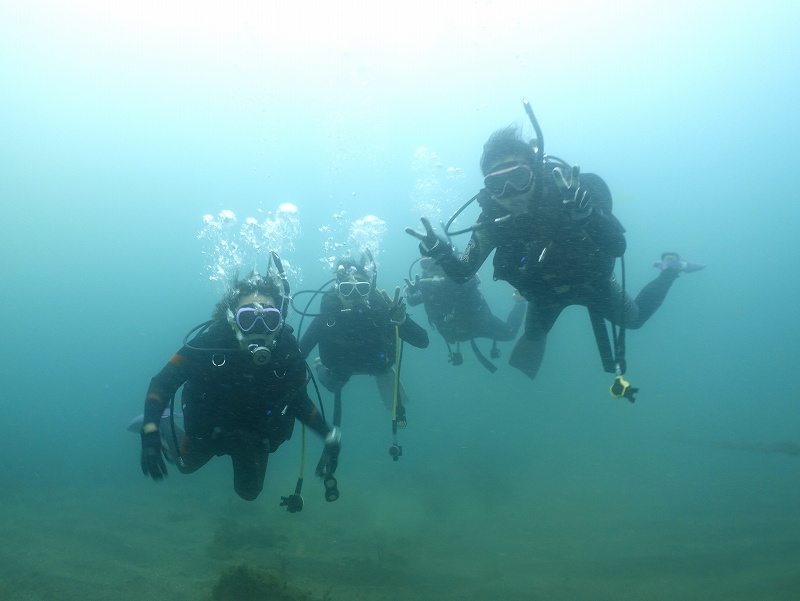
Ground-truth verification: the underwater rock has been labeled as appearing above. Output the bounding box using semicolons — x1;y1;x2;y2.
211;564;326;601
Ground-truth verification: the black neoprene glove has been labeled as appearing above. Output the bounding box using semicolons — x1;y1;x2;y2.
403;275;421;294
141;429;168;481
553;165;593;220
405;217;451;258
380;287;407;325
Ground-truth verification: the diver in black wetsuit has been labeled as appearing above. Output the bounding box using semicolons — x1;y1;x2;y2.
407;123;704;381
404;255;525;369
299;255;429;415
139;269;340;502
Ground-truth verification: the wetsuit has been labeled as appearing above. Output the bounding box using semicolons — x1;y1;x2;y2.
143;322;329;501
424;169;679;379
405;274;524;344
299;289;429;410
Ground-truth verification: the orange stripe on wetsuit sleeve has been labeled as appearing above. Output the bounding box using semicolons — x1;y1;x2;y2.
168;354;187;366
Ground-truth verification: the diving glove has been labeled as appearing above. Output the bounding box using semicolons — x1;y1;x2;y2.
141;428;168;481
405;217;450;257
380;287;407;325
553;165;592;220
403;275;421;294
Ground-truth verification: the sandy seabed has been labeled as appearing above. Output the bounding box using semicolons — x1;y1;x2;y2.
2;457;799;601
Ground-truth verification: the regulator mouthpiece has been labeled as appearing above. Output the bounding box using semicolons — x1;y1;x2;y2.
249;344;272;365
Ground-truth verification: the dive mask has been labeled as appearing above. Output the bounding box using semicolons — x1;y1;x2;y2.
484;163;534;198
338;281;371;298
235;305;283;334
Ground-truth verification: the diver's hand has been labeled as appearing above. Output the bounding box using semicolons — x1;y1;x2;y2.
403;276;425;306
405;217;448;256
553;165;592;220
403;275;421;294
380;287;407;325
141;428;168;481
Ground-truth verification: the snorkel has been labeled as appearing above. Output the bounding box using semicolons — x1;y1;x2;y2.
364;248;378;289
522;98;544;167
269;250;291;320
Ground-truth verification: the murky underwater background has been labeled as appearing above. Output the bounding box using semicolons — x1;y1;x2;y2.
1;2;799;600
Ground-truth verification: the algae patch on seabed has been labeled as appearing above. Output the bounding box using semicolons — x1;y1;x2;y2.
211;563;332;601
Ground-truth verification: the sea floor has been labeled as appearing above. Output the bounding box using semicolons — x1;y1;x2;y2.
2;455;799;601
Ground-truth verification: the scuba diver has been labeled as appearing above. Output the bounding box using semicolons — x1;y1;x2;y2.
406;101;705;395
139;255;341;503
298;253;429;454
404;255;526;372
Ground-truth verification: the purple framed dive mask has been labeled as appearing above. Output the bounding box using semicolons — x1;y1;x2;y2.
235;305;283;333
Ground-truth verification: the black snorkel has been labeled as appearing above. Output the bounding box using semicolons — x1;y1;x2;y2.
269;250;291;319
522;97;544;166
364;248;378;289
